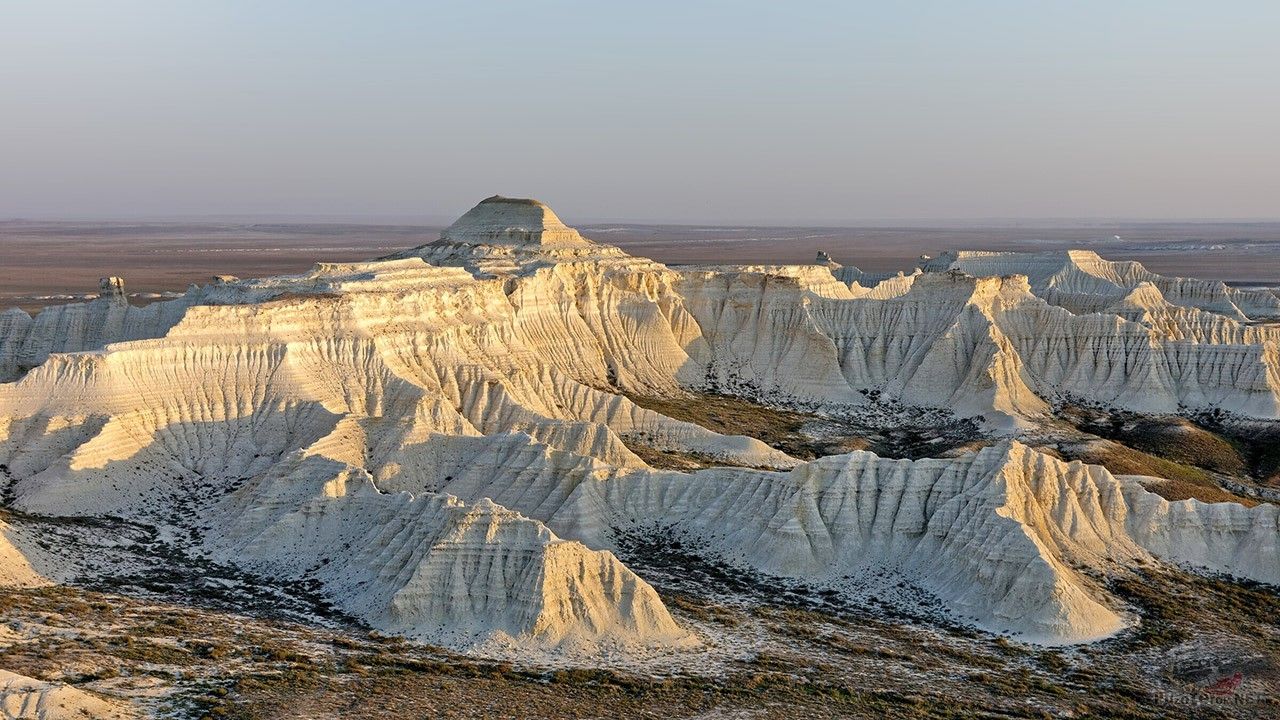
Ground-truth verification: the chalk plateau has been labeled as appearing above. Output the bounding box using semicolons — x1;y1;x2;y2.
0;196;1277;654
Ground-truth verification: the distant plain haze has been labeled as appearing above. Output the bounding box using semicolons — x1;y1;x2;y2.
2;1;1278;224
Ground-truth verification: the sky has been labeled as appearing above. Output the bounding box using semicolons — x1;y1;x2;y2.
1;1;1278;224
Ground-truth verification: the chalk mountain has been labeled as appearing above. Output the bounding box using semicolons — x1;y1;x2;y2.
0;196;1277;656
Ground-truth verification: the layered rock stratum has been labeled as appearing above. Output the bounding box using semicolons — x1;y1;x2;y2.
0;196;1277;657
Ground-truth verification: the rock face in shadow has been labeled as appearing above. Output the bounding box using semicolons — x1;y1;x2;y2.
0;521;44;588
0;196;1277;653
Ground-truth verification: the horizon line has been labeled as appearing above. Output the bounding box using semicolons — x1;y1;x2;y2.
5;213;1280;228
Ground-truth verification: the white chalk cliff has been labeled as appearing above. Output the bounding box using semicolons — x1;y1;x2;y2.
923;249;1280;321
0;197;1277;651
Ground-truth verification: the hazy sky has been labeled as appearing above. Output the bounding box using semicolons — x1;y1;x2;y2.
2;1;1278;223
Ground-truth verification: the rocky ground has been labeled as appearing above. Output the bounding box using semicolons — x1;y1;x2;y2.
0;560;1276;719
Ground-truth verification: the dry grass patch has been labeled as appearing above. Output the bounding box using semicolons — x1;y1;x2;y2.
624;392;828;459
1056;438;1257;506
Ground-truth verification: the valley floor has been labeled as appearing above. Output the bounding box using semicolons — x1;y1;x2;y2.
0;563;1277;719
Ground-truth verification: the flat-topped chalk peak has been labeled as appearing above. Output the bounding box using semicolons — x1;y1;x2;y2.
440;195;593;247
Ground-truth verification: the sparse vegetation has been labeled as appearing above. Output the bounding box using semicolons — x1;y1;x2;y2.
1064;407;1248;475
622;442;767;471
0;525;1277;718
1050;405;1280;505
624;391;833;460
1057;437;1258;504
624;390;981;462
1194;415;1280;485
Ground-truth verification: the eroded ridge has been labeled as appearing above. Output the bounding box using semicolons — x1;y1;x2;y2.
0;196;1277;666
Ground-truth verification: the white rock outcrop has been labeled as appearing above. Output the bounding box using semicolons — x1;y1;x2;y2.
923;249;1280;321
406;436;1276;644
438;195;594;248
679;262;1279;425
0;196;1277;651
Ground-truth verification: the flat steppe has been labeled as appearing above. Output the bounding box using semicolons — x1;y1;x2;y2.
3;219;1280;312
